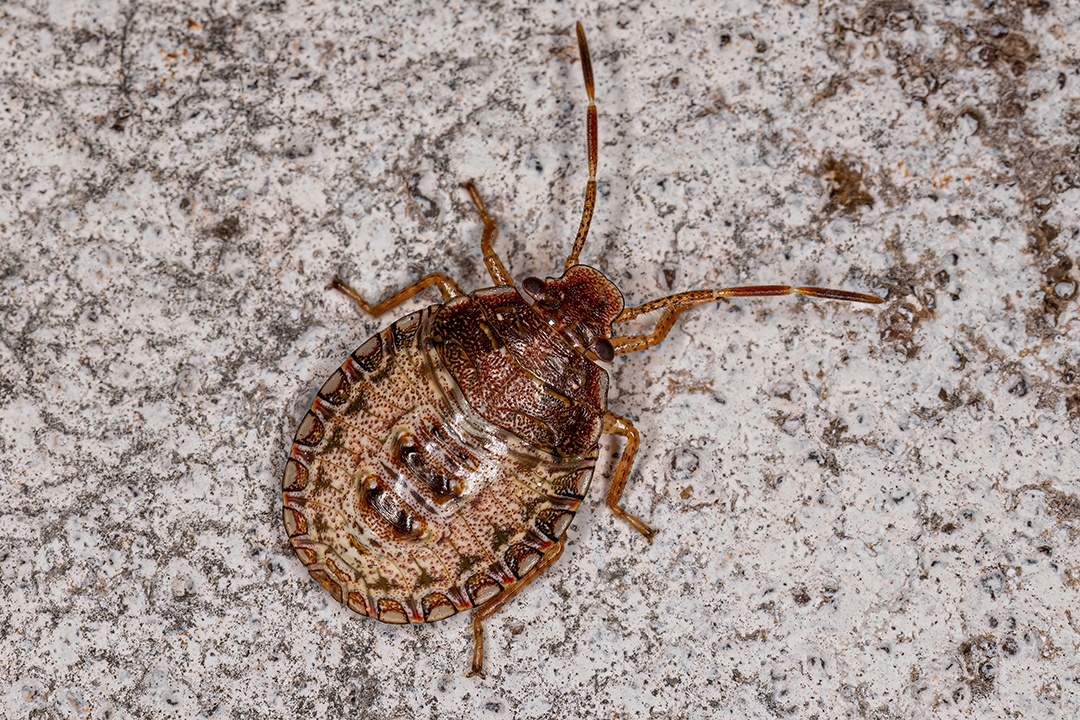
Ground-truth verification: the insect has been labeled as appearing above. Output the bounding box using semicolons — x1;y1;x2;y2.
281;22;882;677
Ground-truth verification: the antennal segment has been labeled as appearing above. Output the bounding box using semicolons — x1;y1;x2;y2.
611;284;883;355
564;21;598;270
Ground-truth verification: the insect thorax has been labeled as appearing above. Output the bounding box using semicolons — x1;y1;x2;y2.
430;285;609;458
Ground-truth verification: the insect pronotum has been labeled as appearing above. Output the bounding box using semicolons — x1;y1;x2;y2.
282;22;882;677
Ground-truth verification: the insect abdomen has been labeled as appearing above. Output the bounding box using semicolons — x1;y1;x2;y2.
284;306;597;624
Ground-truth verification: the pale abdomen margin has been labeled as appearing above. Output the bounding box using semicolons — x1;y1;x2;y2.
282;306;596;624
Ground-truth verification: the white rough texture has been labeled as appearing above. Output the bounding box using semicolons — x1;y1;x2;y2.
2;0;1079;718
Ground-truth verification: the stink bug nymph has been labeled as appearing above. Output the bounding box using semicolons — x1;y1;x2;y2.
281;22;882;677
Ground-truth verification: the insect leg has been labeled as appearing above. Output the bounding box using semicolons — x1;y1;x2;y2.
609;306;682;356
460;181;514;286
564;21;598;270
602;411;657;541
610;285;882;355
466;537;566;678
326;274;463;317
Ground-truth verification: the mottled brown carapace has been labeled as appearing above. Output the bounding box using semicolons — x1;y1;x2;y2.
430;268;621;459
282;22;882;678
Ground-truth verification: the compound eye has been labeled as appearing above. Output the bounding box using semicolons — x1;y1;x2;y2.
592;338;615;362
522;276;545;298
523;276;562;310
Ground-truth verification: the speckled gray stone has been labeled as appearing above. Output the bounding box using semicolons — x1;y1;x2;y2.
2;1;1078;718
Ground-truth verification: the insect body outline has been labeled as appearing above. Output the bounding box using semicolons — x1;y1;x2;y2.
281;22;882;677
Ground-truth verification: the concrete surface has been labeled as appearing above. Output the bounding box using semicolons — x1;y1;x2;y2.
2;0;1078;718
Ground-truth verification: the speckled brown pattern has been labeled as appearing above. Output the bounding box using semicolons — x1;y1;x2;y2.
283;302;602;625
